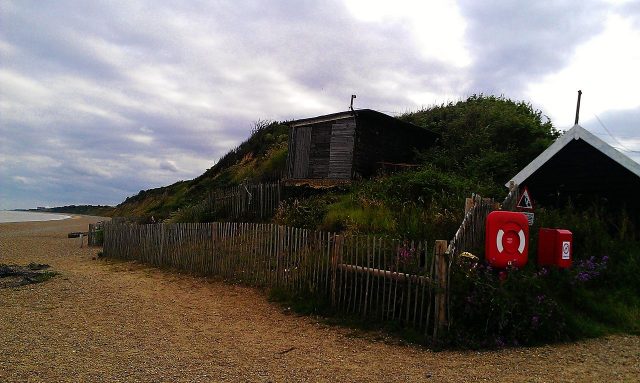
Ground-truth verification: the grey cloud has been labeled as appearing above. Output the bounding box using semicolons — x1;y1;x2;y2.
459;0;607;95
582;107;640;146
579;106;640;168
0;0;633;209
160;160;179;172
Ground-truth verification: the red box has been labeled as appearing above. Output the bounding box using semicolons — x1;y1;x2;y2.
485;211;529;268
537;228;573;268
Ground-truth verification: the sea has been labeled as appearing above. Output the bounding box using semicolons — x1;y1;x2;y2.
0;210;71;223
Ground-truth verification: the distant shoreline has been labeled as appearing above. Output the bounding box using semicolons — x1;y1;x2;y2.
0;210;72;224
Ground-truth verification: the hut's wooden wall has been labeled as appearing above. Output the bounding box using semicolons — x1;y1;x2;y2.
328;122;355;179
287;111;436;181
292;126;312;178
353;113;436;178
287;118;355;180
308;121;332;178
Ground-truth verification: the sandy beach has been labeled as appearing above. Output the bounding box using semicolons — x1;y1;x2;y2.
1;216;638;382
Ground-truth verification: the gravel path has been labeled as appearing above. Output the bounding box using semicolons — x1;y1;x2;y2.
1;217;638;382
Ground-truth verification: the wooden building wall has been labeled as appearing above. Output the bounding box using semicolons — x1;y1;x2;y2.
287;117;355;180
328;122;355;179
308;121;332;178
291;126;311;178
522;139;640;211
287;110;437;181
352;112;437;178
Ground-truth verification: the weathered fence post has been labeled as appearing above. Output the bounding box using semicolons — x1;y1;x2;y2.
88;224;94;246
433;240;448;340
464;198;474;214
331;234;343;306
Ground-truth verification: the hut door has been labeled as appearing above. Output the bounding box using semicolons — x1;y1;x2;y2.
292;126;312;178
329;122;355;179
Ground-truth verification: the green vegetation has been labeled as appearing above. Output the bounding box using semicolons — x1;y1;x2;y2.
28;271;58;284
446;206;639;348
269;205;640;348
0;263;57;288
536;207;640;337
31;205;114;216
276;95;557;240
268;286;332;315
268;286;427;345
113;95;558;224
106;94;638;347
401;94;558;197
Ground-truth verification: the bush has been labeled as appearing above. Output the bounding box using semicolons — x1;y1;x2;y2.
402;95;559;196
274;194;339;230
314;166;482;239
448;260;567;347
446;204;640;348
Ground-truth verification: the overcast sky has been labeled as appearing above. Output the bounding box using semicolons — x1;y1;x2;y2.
1;0;639;209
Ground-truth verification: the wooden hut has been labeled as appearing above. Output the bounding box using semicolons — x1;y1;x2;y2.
507;124;640;211
286;109;438;181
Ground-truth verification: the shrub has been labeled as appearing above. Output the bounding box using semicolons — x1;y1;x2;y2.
274;194;339;230
446;204;640;347
448;259;567;347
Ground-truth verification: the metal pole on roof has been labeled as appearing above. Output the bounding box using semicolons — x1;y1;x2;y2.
574;90;582;125
350;94;356;111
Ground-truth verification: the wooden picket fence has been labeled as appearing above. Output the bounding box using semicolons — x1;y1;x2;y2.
439;188;520;334
103;222;449;338
87;222;105;246
447;185;520;260
501;182;520;212
204;182;282;221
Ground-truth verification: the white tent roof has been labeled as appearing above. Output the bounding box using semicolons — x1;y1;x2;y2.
506;124;640;187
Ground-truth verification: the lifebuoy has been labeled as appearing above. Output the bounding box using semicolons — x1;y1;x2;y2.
496;226;526;255
485;211;529;268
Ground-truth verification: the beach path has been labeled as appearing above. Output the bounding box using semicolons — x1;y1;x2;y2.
1;216;639;382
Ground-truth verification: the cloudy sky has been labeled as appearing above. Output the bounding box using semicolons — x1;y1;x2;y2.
1;0;639;209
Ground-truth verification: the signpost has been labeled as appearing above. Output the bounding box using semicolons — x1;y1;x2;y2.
516;187;534;211
516;187;535;225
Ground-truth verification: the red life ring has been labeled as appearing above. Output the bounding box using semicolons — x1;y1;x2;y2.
485;211;529;268
496;223;526;255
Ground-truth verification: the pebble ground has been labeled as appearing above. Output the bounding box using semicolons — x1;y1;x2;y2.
1;216;638;382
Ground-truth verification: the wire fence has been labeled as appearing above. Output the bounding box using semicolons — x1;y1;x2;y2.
173;182;282;222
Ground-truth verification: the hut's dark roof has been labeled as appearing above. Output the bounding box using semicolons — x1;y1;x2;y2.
289;110;355;127
506;124;640;205
289;109;439;140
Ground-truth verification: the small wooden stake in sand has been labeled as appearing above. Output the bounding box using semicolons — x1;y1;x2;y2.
79;233;84;248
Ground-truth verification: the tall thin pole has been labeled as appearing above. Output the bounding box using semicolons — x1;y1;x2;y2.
574;90;582;125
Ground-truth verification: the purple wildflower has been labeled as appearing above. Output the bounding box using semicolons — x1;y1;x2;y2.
531;315;540;329
397;245;415;265
576;272;591;282
574;255;608;283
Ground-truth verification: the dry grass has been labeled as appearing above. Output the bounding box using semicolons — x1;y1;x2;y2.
1;216;638;382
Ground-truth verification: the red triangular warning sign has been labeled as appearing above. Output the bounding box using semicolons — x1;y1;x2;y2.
517;187;534;211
